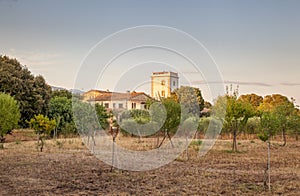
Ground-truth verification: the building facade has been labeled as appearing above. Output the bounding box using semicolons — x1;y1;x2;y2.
83;90;152;110
151;71;179;99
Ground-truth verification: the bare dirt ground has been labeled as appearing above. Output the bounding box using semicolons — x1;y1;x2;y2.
0;130;299;195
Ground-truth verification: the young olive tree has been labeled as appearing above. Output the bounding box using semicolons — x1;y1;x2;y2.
28;114;56;152
258;111;279;191
213;93;255;152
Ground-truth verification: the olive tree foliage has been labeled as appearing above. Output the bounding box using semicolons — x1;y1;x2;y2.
288;110;300;141
0;93;21;146
258;94;296;146
198;117;211;136
120;109;156;137
73;99;98;133
213;90;255;152
258;111;280;191
245;117;261;135
258;111;279;142
28;114;56;152
160;98;181;134
0;56;51;127
72;99;107;145
145;97;182;147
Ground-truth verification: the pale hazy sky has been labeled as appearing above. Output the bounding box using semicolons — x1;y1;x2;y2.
0;0;299;104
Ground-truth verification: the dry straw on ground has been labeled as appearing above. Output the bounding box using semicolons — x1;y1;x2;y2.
0;130;299;195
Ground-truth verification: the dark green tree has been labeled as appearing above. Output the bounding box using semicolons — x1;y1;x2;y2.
0;55;51;126
95;103;110;130
48;96;76;136
51;89;72;99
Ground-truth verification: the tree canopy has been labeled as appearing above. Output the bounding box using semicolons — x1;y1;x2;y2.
213;92;255;152
48;96;76;135
0;55;51;127
172;86;204;116
28;114;56;152
0;93;21;143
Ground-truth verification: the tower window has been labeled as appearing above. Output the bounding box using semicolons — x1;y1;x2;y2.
173;81;176;86
161;80;165;85
161;90;165;97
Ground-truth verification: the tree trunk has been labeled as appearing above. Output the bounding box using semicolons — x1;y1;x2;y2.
281;128;287;147
157;133;166;148
166;131;174;148
0;135;5;143
185;136;189;161
0;137;4;149
267;135;271;191
40;139;44;152
111;137;116;172
137;129;142;143
156;131;160;148
37;133;40;152
232;129;238;152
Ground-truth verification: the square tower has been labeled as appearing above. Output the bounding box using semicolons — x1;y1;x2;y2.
151;71;179;99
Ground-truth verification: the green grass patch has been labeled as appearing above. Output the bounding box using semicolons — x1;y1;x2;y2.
190;140;202;146
15;140;21;145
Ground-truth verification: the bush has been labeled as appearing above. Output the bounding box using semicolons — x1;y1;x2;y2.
0;93;21;144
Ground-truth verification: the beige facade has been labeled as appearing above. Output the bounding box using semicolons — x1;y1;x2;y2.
151;71;179;99
82;90;152;110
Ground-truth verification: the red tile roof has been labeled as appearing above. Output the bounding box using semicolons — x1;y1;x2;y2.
85;90;151;102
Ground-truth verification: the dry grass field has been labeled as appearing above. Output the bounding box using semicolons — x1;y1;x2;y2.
0;130;299;195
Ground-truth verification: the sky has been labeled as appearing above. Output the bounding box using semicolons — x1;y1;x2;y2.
0;0;300;105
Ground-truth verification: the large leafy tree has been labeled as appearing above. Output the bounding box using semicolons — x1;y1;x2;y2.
238;93;263;112
0;93;21;145
172;86;204;116
48;96;76;136
0;55;51;126
258;94;295;146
